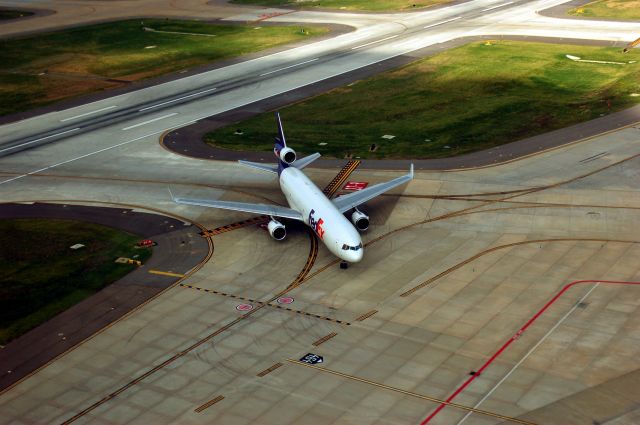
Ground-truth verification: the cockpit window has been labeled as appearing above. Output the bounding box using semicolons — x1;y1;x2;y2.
342;243;363;251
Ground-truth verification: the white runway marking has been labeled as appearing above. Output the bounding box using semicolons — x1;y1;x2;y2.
122;113;178;130
139;87;217;112
424;17;462;29
351;35;400;50
59;106;118;122
455;283;600;425
260;58;319;76
482;2;514;12
0;127;81;154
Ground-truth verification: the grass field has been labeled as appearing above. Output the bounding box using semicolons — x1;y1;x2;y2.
569;0;640;19
231;0;450;11
0;219;151;345
205;41;640;159
0;19;328;116
0;9;33;20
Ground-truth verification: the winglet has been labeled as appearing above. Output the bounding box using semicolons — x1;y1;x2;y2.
409;163;414;179
168;187;175;201
275;111;287;147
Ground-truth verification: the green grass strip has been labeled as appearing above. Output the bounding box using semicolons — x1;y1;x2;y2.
230;0;451;11
0;19;328;116
205;40;640;159
569;0;640;20
0;219;152;345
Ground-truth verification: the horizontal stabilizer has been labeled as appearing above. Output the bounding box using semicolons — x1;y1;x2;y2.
293;153;321;169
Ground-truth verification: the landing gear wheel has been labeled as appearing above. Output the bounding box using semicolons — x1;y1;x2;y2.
340;261;349;269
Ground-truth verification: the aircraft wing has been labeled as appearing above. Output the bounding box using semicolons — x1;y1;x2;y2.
332;164;413;213
172;195;304;221
238;160;278;174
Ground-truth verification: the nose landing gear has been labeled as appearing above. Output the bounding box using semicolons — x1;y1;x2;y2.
340;261;349;269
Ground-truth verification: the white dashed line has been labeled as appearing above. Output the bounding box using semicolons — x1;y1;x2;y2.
260;58;319;77
482;2;514;12
139;87;217;112
351;35;400;50
122;113;178;131
424;17;462;29
0;128;81;154
60;106;118;122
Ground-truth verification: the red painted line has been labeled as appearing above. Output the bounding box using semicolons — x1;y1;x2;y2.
420;280;640;424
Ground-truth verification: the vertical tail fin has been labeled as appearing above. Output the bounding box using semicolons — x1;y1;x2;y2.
275;112;287;147
273;112;296;173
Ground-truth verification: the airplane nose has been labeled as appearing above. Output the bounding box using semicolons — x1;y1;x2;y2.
349;248;364;263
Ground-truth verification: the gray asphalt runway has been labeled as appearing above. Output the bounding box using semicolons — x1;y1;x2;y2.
2;0;638;163
0;202;211;392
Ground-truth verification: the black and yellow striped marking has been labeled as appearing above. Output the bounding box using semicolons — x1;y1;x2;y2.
179;283;350;325
194;395;224;413
200;215;269;237
257;362;283;377
355;310;378;322
323;160;361;198
312;332;338;347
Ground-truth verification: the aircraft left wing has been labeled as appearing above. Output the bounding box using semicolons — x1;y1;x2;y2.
172;194;304;221
332;164;413;213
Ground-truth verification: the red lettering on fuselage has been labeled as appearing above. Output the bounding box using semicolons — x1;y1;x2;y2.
316;218;325;239
308;209;326;240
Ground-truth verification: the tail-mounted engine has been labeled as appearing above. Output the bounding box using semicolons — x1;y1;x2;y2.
267;219;286;240
276;146;296;165
351;210;369;232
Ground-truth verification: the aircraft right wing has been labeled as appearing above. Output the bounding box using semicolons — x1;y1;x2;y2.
172;193;304;221
238;160;278;174
332;164;413;213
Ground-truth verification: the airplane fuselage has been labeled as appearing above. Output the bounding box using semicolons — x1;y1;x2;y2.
279;166;363;263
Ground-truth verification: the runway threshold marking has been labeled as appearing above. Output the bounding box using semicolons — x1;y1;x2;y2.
194;395;224;413
422;280;640;425
148;270;185;278
286;359;538;425
60;106;118;122
122;112;178;130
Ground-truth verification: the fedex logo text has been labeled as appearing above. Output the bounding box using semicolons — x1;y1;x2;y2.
308;209;325;240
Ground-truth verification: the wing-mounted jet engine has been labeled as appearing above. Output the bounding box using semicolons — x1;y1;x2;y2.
267;218;286;240
351;209;369;231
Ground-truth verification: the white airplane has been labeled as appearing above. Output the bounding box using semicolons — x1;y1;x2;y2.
172;112;413;263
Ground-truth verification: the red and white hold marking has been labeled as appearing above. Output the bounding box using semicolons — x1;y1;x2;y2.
277;297;294;304
236;304;253;311
343;181;369;191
